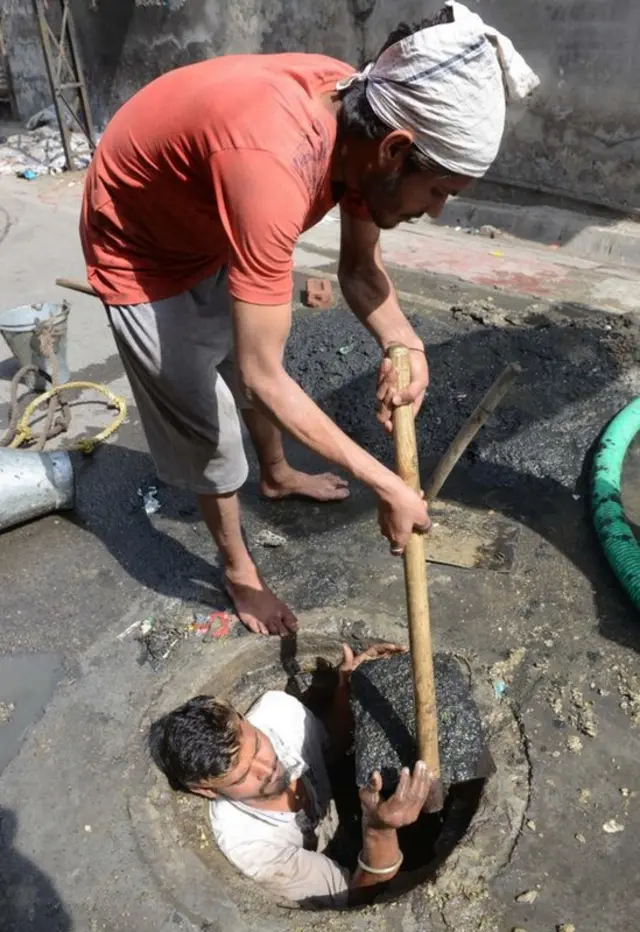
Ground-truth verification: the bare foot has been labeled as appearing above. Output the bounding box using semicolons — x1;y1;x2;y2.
225;568;298;637
260;467;349;503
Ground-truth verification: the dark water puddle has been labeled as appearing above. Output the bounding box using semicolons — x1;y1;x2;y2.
0;652;62;774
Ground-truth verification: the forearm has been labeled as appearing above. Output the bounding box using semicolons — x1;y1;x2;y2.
349;826;402;899
339;262;423;352
243;366;400;498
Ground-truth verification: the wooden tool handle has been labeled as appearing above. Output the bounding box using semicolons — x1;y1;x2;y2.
425;361;521;502
56;278;98;297
388;344;443;811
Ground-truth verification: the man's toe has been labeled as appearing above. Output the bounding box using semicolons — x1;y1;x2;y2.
245;615;269;636
264;612;286;636
282;610;298;633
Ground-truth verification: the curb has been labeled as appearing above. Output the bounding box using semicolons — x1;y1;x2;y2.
436;198;640;267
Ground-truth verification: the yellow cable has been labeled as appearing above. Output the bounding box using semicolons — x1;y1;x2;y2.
9;381;128;453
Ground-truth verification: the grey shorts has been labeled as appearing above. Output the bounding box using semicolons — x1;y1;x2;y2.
107;270;249;495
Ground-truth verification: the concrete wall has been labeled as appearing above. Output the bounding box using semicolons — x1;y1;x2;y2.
2;1;50;123
5;0;640;212
4;0;362;128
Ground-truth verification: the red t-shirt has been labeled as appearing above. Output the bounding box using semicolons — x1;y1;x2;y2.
81;53;368;306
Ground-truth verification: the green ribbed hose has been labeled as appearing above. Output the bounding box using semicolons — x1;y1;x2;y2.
592;397;640;610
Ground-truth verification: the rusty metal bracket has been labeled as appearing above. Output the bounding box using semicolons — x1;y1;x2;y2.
32;0;96;171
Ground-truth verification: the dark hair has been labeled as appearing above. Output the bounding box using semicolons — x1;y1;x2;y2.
149;696;241;792
339;6;456;174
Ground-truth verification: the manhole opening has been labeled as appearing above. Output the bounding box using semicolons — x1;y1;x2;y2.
285;661;485;897
173;649;486;911
326;754;485;891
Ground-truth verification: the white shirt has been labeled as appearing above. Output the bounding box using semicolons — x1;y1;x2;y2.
209;691;350;909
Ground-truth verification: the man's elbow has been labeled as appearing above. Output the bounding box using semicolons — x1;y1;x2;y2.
338;258;367;290
338;261;389;307
338;262;368;303
237;358;283;406
236;366;262;406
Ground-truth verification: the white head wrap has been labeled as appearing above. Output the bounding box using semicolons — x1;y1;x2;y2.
338;1;539;178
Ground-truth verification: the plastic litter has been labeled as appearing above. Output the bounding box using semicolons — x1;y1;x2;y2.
135;617;183;670
18;168;38;181
188;610;233;640
191;613;212;636
205;611;232;639
138;485;161;516
493;678;507;698
0;125;97;177
126;607;236;670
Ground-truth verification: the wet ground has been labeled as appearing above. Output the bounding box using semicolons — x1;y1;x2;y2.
2;174;640;930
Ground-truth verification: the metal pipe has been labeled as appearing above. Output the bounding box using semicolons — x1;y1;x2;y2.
0;449;74;532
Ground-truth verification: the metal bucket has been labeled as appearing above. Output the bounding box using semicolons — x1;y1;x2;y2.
0;449;74;532
0;301;70;391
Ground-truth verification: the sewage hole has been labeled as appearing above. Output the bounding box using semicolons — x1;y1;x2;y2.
175;652;485;910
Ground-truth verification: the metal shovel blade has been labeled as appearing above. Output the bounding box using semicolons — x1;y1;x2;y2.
425;500;519;572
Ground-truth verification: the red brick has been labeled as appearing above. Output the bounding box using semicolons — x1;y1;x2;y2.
302;278;334;309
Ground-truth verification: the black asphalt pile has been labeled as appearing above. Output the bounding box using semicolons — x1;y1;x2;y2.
350;652;487;793
285;302;639;491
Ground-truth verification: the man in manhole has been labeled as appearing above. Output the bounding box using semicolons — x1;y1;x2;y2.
151;643;430;908
81;4;537;636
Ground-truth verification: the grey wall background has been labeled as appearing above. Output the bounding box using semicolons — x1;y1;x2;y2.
3;0;640;212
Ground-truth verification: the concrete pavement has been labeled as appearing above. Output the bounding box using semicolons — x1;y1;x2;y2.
298;207;640;315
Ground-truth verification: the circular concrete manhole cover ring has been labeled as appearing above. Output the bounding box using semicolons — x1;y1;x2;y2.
127;611;530;932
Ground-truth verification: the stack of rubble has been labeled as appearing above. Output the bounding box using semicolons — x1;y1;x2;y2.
0;107;96;176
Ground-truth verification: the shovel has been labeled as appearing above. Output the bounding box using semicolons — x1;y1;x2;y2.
424;360;522;572
350;345;497;814
390;343;446;810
